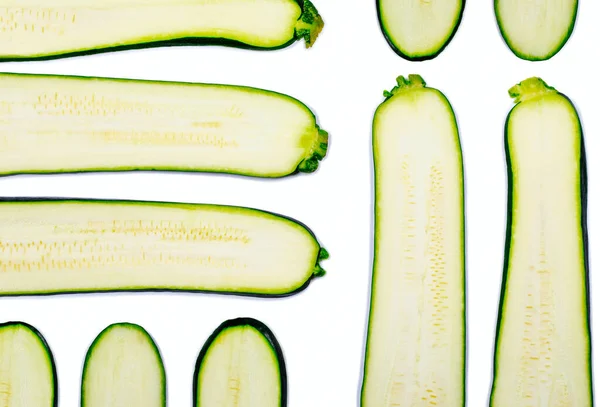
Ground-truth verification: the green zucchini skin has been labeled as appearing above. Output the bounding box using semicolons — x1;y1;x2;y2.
0;197;328;298
489;78;593;406
0;72;328;178
376;0;466;61
361;75;466;406
0;321;58;407
494;0;578;61
81;323;166;407
0;0;323;61
193;317;287;407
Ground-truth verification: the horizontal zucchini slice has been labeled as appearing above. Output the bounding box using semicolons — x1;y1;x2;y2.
377;0;465;60
361;75;465;406
82;323;165;407
0;72;328;178
490;78;592;406
0;199;328;297
0;322;57;407
495;0;578;60
0;0;324;60
194;318;286;407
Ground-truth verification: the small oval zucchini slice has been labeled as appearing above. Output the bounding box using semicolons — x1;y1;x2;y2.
0;0;324;60
377;0;465;60
0;322;57;407
495;0;578;60
194;318;286;407
489;78;592;407
82;323;166;407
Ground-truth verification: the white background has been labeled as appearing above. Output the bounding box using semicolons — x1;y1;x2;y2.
0;0;598;406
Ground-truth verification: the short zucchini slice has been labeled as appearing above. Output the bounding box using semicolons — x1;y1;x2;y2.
0;72;328;178
0;199;328;297
194;318;286;407
82;323;165;407
0;0;324;60
377;0;465;60
495;0;578;61
0;322;57;407
490;78;592;406
361;75;465;407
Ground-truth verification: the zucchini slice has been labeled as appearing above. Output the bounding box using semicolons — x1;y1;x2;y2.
0;72;328;178
82;323;165;407
361;75;465;407
0;322;57;407
0;0;324;60
0;199;328;297
490;78;592;406
495;0;578;61
194;317;286;407
377;0;465;61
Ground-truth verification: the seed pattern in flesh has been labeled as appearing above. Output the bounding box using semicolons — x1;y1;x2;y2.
31;92;244;118
0;382;9;407
383;160;448;406
225;331;248;407
422;164;447;406
0;219;251;273
0;92;246;148
0;8;77;35
515;212;572;407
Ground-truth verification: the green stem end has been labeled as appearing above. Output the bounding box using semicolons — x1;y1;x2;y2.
313;248;329;277
298;126;329;173
509;77;557;104
295;0;324;48
383;74;427;100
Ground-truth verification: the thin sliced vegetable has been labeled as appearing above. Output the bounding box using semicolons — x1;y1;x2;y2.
194;318;286;407
0;199;328;297
0;322;57;407
377;0;465;60
0;0;324;60
495;0;578;60
489;78;592;406
82;323;165;407
0;72;328;178
361;75;465;407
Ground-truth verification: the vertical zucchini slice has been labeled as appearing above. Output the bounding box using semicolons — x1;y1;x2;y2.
0;72;328;178
495;0;578;61
194;318;286;407
0;322;57;407
82;323;165;407
0;199;328;297
0;0;324;60
489;78;592;406
377;0;465;60
361;75;465;406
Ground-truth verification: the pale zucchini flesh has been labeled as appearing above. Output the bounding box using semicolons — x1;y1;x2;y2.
194;318;286;407
0;199;328;296
0;322;57;407
361;75;465;407
495;0;578;61
377;0;465;60
490;78;592;406
82;323;165;407
0;0;324;60
0;73;328;178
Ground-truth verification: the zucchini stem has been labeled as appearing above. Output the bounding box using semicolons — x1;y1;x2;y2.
509;77;557;104
383;74;427;99
312;248;329;277
298;126;328;173
295;0;324;47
